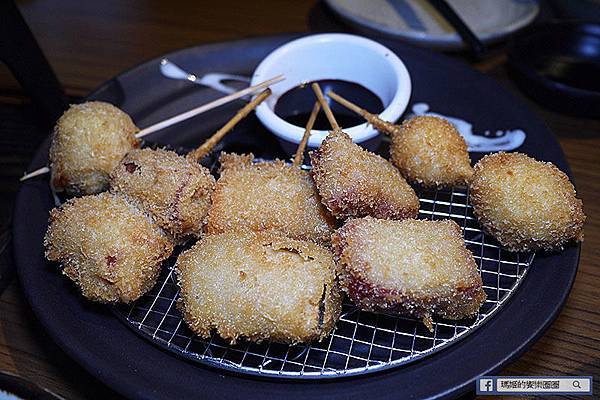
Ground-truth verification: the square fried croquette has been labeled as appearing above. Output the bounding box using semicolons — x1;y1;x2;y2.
205;153;335;244
310;130;419;221
175;231;342;344
332;216;486;328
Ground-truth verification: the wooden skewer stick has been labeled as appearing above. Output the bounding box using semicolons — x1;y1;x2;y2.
327;90;400;136
292;101;321;167
19;166;50;182
187;88;272;162
135;74;284;139
311;83;340;131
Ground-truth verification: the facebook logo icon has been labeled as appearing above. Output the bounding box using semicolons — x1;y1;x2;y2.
479;379;494;392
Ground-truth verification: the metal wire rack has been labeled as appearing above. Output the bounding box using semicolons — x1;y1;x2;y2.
112;182;535;379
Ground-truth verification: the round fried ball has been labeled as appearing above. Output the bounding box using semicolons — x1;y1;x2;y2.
470;152;585;252
175;231;342;344
44;192;173;303
110;148;216;240
49;101;140;196
391;116;473;188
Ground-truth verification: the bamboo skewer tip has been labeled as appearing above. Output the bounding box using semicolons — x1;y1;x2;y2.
20;166;50;182
187;88;272;162
311;83;340;131
292;101;321;167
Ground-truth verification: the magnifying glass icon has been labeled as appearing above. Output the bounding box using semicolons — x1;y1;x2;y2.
573;380;581;389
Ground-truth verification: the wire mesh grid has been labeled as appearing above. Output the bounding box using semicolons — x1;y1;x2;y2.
112;183;535;379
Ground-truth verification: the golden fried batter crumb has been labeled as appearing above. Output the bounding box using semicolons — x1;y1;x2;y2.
44;193;173;303
470;152;585;252
50;101;140;196
391;116;473;188
110;148;215;240
310;130;419;220
175;231;342;344
205;153;335;244
332;217;486;323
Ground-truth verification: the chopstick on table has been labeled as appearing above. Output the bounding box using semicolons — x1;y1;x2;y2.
426;0;486;57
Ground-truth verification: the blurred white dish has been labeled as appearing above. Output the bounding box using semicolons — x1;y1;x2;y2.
250;33;412;150
325;0;539;50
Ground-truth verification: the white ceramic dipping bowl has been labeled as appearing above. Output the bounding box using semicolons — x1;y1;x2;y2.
251;33;412;153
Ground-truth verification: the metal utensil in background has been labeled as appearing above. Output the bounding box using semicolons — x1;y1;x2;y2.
160;58;251;95
426;0;487;57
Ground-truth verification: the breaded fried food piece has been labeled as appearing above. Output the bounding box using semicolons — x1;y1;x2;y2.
470;152;585;252
50;101;140;196
110;148;215;240
332;217;486;327
44;193;173;303
310;130;419;221
175;231;342;344
205;153;334;244
390;116;473;188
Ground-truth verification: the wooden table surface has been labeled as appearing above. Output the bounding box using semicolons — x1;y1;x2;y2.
1;1;598;399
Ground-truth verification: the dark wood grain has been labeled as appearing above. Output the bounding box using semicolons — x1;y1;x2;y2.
1;1;598;399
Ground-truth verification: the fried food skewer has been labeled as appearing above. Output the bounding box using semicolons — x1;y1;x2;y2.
292;101;321;167
21;75;284;185
205;90;334;244
328;90;473;188
205;151;335;244
308;83;419;221
111;89;272;241
48;101;141;196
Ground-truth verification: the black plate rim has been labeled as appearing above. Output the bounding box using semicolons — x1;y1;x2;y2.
13;33;581;400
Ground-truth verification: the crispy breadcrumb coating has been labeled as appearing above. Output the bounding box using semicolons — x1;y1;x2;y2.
470;152;585;252
205;153;335;244
175;231;342;344
390;116;473;188
44;193;173;303
332;217;486;326
49;101;140;196
310;130;419;221
110;148;215;240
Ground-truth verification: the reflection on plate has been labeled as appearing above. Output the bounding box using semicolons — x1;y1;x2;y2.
325;0;539;50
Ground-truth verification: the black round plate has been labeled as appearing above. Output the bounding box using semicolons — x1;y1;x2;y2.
13;34;580;399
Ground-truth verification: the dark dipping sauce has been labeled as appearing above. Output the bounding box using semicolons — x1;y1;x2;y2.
274;80;384;130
